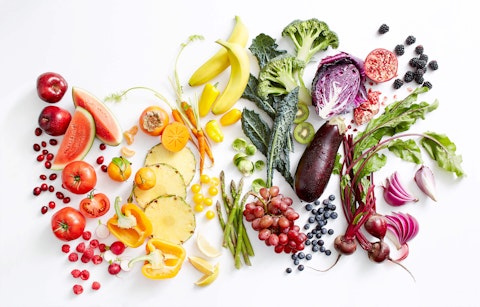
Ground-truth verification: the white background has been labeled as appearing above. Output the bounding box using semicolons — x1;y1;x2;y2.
1;0;479;306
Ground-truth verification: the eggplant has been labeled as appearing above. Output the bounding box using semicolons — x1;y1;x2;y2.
294;117;346;202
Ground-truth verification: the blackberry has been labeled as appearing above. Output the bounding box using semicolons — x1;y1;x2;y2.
394;44;405;56
428;60;439;70
416;59;427;69
404;71;414;82
415;45;424;55
414;74;424;84
405;35;416;45
414;68;425;78
409;57;419;68
419;53;429;63
378;24;389;34
393;78;404;89
423;81;433;89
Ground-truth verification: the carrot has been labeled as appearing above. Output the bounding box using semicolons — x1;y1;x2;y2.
161;122;190;153
191;128;215;175
172;109;185;124
181;101;197;128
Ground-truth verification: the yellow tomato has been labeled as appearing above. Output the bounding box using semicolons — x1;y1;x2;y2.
107;156;132;182
134;167;156;190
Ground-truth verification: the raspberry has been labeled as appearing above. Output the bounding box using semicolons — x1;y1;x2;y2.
378;24;389;34
394;44;405;56
61;244;70;253
68;252;79;262
82;231;92;241
81;248;94;263
91;254;103;265
89;239;100;249
428;60;439;70
405;35;416;45
76;242;86;253
73;284;83;295
71;269;81;278
80;270;90;280
92;281;101;290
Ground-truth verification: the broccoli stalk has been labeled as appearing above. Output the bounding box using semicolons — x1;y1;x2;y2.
257;54;311;105
281;19;339;105
282;18;339;64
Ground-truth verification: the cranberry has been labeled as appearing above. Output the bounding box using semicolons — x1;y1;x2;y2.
33;187;42;196
99;143;107;150
35;127;43;136
41;206;48;214
33;143;41;152
48;185;55;192
56;191;64;199
44;161;52;169
39;174;47;180
48;201;56;209
37;154;45;162
62;197;71;204
40;183;48;191
42;149;48;155
41;141;47;147
46;153;54;161
101;165;108;172
96;156;104;165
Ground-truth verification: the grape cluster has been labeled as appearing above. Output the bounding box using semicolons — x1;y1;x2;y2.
244;186;307;254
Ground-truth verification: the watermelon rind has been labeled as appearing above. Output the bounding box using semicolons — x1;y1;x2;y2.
72;87;123;146
51;106;96;170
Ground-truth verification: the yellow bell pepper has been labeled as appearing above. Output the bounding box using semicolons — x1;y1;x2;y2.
220;108;242;126
205;119;224;143
198;83;220;117
128;238;186;280
107;197;153;248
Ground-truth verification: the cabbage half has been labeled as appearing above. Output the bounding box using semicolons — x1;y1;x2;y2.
311;52;368;119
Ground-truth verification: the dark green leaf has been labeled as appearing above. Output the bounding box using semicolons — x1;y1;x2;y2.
249;33;287;69
241;74;276;118
388;139;423;164
420;132;465;177
241;109;271;156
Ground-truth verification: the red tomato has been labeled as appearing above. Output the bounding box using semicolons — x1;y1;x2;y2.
62;160;97;194
51;207;86;241
79;192;110;218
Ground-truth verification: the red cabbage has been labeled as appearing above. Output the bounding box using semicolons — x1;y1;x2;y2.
311;52;368;119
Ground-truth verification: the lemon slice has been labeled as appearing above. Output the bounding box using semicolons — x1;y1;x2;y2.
196;232;222;258
195;263;220;287
188;256;215;275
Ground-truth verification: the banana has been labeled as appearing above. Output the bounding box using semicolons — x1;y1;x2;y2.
188;16;248;87
211;39;250;115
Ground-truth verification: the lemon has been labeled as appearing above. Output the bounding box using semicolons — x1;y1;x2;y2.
196;232;222;258
188;256;215;275
195;263;220;287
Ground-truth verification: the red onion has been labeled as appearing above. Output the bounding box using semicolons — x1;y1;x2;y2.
383;172;418;206
414;165;437;201
385;212;419;261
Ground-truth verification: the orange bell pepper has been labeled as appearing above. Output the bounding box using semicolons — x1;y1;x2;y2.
107;197;152;248
128;238;186;279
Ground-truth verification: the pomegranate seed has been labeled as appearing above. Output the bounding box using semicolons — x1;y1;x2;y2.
42;149;49;155
44;161;52;169
82;231;92;240
76;242;86;253
96;156;104;165
48;185;55;192
37;154;45;162
56;191;64;199
40;183;48;191
71;269;81;278
91;281;101;290
46;153;54;161
61;244;70;253
68;252;79;262
49;139;58;146
99;143;107;150
39;174;47;180
49;173;57;180
63;197;71;204
35;127;43;136
33;187;42;196
72;284;83;295
48;201;56;209
80;270;90;280
101;165;108;172
41;141;47;147
33;143;41;151
41;206;48;214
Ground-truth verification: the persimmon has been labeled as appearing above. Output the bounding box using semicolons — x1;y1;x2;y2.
139;106;170;136
161;122;190;152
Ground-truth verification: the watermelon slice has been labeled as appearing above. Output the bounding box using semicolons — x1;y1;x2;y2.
51;107;95;170
72;87;123;146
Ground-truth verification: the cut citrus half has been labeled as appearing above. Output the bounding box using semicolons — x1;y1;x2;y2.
188;256;215;275
194;263;220;287
196;232;222;258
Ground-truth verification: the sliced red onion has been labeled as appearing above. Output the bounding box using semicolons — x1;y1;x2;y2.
414;165;437;202
385;212;419;261
383;172;418;206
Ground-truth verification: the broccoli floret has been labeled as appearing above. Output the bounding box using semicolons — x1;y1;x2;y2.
257;54;308;101
282;18;339;64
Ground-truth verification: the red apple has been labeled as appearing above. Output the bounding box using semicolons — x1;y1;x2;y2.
38;106;72;136
36;72;68;103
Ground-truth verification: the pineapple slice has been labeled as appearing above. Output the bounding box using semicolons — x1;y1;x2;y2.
133;163;186;208
144;195;196;244
144;143;196;185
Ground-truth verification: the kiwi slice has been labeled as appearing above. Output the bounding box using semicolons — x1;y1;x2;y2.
294;103;309;124
293;122;315;145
